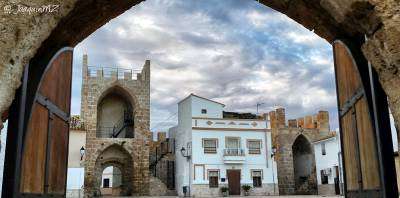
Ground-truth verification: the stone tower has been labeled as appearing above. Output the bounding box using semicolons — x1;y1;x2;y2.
269;108;333;195
81;55;151;196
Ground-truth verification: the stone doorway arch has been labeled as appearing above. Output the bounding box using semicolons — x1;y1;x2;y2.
92;144;134;197
292;134;317;195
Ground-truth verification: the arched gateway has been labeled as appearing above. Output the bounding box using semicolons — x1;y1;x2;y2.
81;55;152;196
1;1;399;198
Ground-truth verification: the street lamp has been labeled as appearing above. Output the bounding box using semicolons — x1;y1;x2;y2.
180;147;190;159
80;146;85;161
271;146;277;158
270;146;277;195
180;145;191;197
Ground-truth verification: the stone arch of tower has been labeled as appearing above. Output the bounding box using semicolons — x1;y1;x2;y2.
93;144;134;196
96;85;139;138
97;84;139;112
291;134;317;195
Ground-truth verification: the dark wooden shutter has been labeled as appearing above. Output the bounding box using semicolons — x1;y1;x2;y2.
167;161;175;190
18;47;73;197
333;40;391;197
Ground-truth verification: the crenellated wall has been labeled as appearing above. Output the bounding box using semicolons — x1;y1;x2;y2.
268;108;332;195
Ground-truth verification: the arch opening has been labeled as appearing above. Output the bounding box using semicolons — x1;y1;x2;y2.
93;144;133;196
292;135;317;195
96;86;135;138
100;166;122;196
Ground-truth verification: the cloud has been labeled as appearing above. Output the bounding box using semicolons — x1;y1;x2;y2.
71;0;338;133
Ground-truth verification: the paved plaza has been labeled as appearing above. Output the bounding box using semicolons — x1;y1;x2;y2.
103;196;343;198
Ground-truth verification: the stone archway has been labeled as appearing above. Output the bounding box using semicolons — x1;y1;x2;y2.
92;144;134;196
292;135;317;195
96;86;135;138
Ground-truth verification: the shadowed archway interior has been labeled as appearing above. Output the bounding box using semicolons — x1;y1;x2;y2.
292;135;317;195
96;87;135;138
93;144;134;196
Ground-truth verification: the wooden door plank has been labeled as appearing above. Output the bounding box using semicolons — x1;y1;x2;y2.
355;97;380;189
341;111;360;191
20;104;48;193
48;115;69;194
39;50;73;113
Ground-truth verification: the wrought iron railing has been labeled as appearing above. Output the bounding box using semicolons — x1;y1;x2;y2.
223;148;245;156
111;110;134;138
87;66;141;80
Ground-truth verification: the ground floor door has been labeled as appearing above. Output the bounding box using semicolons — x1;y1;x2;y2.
227;169;240;195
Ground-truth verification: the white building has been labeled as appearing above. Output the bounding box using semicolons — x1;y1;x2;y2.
169;94;278;197
313;135;342;195
66;128;86;198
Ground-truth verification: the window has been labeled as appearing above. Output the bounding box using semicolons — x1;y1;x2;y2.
201;109;207;114
251;170;262;187
208;170;219;188
321;142;326;155
103;178;110;188
226;137;240;149
320;170;329;184
247;140;261;154
203;139;217;153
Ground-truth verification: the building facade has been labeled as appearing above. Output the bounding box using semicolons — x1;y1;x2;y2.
170;94;278;197
313;135;342;195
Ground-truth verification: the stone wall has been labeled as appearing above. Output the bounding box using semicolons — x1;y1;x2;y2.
269;108;333;195
149;132;176;193
82;57;151;196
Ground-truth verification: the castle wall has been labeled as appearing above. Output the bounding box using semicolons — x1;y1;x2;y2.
82;56;151;196
268;108;332;195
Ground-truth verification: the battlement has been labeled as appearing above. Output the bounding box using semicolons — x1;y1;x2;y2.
269;108;330;132
82;54;150;82
87;66;142;80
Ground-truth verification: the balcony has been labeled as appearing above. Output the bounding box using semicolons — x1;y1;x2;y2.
223;148;245;164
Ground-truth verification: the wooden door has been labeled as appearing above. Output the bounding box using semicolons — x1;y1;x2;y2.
333;40;393;197
227;170;240;195
5;47;73;197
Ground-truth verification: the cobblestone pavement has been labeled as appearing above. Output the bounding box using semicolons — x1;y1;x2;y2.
103;196;343;198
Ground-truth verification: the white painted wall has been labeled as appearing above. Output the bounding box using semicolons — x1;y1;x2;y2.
172;94;277;197
191;130;277;185
67;168;84;189
314;137;340;185
101;166;114;188
174;96;193;196
190;95;224;118
0;121;8;197
68;130;86;168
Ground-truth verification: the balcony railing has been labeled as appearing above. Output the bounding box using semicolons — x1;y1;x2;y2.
223;148;245;156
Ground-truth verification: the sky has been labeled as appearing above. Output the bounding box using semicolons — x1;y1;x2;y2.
71;0;339;133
